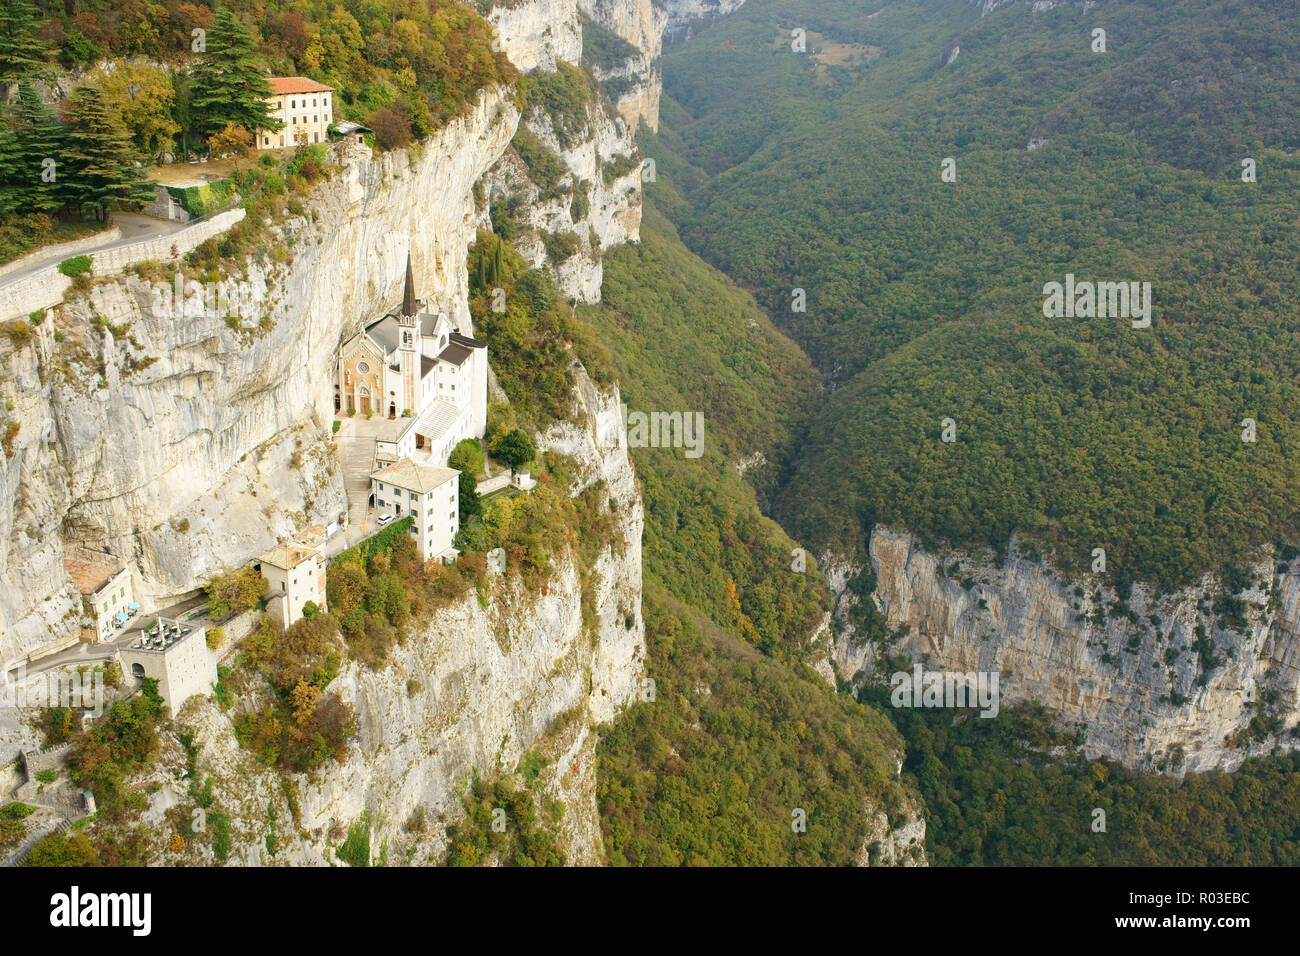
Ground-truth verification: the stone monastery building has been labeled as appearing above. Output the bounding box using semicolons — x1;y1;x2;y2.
336;256;488;469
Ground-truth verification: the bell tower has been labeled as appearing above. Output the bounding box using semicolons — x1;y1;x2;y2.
397;255;419;417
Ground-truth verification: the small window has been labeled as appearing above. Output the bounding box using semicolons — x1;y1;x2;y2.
281;581;285;591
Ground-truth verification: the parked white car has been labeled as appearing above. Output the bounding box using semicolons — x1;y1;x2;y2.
377;513;395;527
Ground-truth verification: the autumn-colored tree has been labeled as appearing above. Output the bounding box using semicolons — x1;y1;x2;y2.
267;9;312;60
205;565;265;620
364;105;412;152
91;63;180;158
290;678;322;726
207;121;254;159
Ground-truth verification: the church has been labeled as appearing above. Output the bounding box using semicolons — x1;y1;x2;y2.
336;256;488;469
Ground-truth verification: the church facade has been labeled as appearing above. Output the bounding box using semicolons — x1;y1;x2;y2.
336;257;488;469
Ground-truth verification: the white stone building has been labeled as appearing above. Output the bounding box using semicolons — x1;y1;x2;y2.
337;257;488;470
119;617;217;716
64;559;135;642
370;458;461;562
260;77;334;149
256;526;328;631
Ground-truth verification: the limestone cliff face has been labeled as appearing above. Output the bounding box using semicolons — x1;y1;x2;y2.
823;528;1300;773
0;89;520;666
581;0;665;130
488;0;584;72
659;0;748;45
136;375;645;866
972;0;1098;15
858;790;927;867
479;0;648;303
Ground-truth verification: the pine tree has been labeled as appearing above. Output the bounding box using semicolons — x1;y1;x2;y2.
62;84;156;221
188;9;282;141
0;0;52;92
0;120;22;216
0;81;64;215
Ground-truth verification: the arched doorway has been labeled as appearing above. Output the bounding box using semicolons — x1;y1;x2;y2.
358;384;371;415
388;402;396;419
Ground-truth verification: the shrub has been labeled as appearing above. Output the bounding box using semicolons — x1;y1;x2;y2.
570;187;590;223
541;229;581;265
57;255;93;278
492;429;536;470
206;626;225;651
206;566;265;620
25;830;99;866
337;815;370;867
1;320;33;346
511;126;569;201
449;438;486;478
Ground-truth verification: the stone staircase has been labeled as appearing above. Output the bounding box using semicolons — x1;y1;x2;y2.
1;818;70;868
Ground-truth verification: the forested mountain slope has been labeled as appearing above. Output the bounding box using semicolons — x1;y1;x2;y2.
657;0;1300;590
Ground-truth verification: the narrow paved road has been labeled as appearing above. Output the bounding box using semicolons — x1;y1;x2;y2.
3;592;207;682
0;213;189;291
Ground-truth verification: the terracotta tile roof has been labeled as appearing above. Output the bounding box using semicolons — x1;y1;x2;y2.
64;559;116;595
267;77;334;96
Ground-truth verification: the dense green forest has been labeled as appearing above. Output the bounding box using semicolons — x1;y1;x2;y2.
876;697;1300;865
580;0;1300;866
655;0;1300;590
589;185;1300;867
565;180;923;864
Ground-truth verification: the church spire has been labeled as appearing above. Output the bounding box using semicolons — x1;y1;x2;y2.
402;254;417;318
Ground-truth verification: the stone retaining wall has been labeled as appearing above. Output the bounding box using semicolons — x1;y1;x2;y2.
0;208;246;320
0;226;119;280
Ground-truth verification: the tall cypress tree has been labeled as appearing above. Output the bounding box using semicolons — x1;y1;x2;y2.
62;84;156;221
188;9;282;141
0;0;52;93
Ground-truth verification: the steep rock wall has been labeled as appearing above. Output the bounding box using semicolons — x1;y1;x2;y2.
479;0;646;303
135;376;646;865
0;88;519;665
824;528;1300;773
